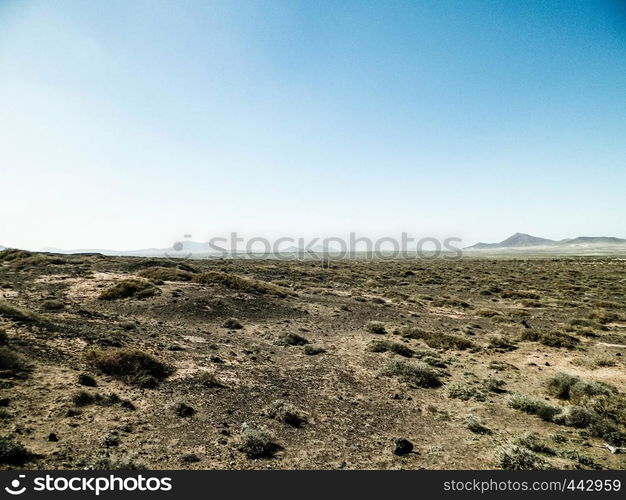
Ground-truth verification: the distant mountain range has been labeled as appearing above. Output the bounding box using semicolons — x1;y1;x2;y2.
2;234;625;258
465;232;626;250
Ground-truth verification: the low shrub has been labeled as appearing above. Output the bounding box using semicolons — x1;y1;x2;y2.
507;394;561;422
559;450;602;470
0;347;30;376
303;345;325;355
546;372;580;400
554;406;599;428
194;372;223;388
0;301;42;324
396;327;474;350
519;330;578;349
84;348;173;386
174;402;195;418
366;321;386;334
483;377;506;393
222;318;243;330
369;340;413;357
546;372;615;402
41;299;65;311
276;333;309;346
99;279;159;300
488;335;517;351
475;309;500;317
383;359;442;388
0;249;32;262
538;331;579;349
0;436;30;465
513;432;555;455
267;400;306;427
448;384;485;402
238;424;278;458
495;445;550;470
72;390;97;407
78;373;97;387
464;415;491;434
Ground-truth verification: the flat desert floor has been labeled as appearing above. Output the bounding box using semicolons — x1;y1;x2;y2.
1;249;625;469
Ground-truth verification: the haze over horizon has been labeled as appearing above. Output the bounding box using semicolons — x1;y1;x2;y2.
2;0;626;251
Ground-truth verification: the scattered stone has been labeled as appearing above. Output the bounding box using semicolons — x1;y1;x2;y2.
393;438;414;456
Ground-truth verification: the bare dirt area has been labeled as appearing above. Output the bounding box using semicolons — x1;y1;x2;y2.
1;249;625;470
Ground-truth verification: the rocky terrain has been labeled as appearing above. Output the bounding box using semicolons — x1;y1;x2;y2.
1;248;625;470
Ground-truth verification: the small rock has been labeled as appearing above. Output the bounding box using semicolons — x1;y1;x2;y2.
48;433;58;442
393;438;414;456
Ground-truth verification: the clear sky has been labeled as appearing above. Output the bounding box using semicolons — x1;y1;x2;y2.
1;0;625;250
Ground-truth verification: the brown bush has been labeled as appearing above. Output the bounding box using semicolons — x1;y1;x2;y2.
85;348;173;387
99;279;159;300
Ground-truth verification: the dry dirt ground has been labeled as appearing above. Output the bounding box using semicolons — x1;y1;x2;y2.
1;250;625;470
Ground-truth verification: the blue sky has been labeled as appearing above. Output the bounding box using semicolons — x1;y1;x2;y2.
1;0;625;250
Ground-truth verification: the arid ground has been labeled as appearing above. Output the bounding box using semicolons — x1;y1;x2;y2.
1;249;625;470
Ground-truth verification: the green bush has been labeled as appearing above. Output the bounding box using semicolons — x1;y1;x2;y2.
554;406;599;428
507;394;561;422
546;372;580;400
